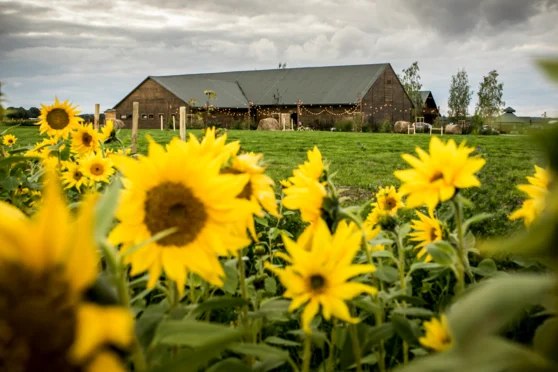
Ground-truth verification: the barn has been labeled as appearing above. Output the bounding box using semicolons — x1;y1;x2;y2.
110;63;414;130
418;91;440;124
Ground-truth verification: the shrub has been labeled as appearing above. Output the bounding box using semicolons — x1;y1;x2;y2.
0;119;37;127
379;119;392;133
333;119;354;132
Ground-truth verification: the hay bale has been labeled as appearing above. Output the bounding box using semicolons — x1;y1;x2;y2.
257;118;281;131
445;124;462;134
394;121;410;133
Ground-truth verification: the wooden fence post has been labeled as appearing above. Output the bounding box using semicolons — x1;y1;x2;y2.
172;115;176;131
160;115;164;131
179;106;186;141
131;102;139;153
296;99;301;129
94;104;100;130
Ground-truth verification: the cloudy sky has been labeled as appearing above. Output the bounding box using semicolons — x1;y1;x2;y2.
1;0;557;116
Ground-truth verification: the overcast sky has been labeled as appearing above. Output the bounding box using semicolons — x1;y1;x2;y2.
1;0;557;116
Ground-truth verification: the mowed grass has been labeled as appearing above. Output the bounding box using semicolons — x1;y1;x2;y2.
5;126;544;237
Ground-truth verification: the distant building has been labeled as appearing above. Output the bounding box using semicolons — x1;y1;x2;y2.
496;107;527;133
418;91;440;124
112;63;414;129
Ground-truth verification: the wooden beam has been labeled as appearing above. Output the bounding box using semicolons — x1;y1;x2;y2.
94;104;100;130
160;115;164;131
179;106;186;141
172;115;176;131
131;102;139;153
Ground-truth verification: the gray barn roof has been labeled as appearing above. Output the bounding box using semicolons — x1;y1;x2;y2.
148;64;389;108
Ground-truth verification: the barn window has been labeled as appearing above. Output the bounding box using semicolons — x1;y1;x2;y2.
148;114;154;119
120;114;127;119
387;79;392;85
141;114;147;120
127;114;133;119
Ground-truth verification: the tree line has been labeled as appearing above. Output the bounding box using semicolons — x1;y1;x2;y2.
399;62;505;126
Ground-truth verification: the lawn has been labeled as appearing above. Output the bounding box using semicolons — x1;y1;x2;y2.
4;126;544;237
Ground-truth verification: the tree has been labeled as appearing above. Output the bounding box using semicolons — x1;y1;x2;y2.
27;107;41;118
399;61;422;123
448;68;473;120
475;70;505;125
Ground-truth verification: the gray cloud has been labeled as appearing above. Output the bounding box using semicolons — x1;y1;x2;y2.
0;0;557;116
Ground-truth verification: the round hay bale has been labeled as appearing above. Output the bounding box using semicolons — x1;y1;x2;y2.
394;121;410;133
257;118;281;131
445;124;462;135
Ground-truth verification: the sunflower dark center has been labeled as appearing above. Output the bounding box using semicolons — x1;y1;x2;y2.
81;133;93;146
430;171;444;182
73;170;83;181
430;227;438;242
143;182;207;247
309;274;326;292
8;139;13;144
384;197;396;210
46;108;70;130
90;164;104;176
0;262;80;371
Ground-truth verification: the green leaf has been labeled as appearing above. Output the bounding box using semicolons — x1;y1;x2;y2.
373;266;399;283
463;213;493;232
392;307;434;318
94;176;121;241
228;343;291;361
253;359;287;372
391;315;419;346
264;277;277;294
348;353;378;369
471;258;497;277
393;295;428;307
223;260;239;294
408;262;443;275
0;176;20;191
0;156;31;168
254;216;269;226
187;297;248;319
206;359;251;372
537;58;558;83
288;329;327;348
371;250;395;260
353;298;382;316
533;317;558;363
153;320;243;347
364;323;394;347
447;274;555;345
282;210;295;216
426;241;456;266
264;336;300;347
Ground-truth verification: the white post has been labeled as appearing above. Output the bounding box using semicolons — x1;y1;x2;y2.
179;106;186;141
160;115;163;131
172;115;176;131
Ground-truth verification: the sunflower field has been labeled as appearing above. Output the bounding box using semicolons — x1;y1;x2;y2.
0;95;557;372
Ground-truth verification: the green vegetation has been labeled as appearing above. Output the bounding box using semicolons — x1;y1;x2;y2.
5;126;543;237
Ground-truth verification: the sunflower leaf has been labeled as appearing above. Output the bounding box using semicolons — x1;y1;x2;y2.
264;336;300;347
228;342;292;361
206;358;252;372
94;176;122;241
153;320;244;347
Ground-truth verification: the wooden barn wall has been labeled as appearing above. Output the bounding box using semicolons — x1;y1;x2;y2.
114;78;187;129
363;65;413;125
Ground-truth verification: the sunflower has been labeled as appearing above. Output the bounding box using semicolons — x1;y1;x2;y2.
265;219;377;334
0;168;133;371
71;124;100;156
419;315;453;352
2;134;16;146
188;126;240;165
109;137;254;292
282;147;327;224
375;185;404;215
222;152;279;239
394;137;486;211
106;148;132;159
509;165;550;227
81;152;115;183
100;120;115;142
409;211;443;262
61;162;90;192
37;97;81;139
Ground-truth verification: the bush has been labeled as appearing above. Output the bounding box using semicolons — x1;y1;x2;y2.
333;119;354;132
0;119;37;127
379;119;392;133
230;120;250;130
480;125;500;135
308;117;335;131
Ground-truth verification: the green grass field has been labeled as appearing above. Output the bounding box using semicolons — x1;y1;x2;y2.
4;126;544;237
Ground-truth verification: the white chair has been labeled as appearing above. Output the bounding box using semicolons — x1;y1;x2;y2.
408;123;416;135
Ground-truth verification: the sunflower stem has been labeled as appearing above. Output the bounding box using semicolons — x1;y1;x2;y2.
326;319;338;372
301;335;312;372
349;323;363;372
452;199;466;295
394;231;409;364
238;252;253;366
